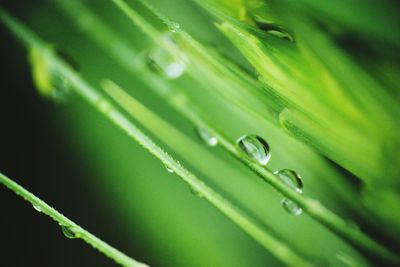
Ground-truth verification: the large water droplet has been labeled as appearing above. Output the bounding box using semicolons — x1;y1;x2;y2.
237;135;271;165
147;33;187;79
61;225;78;239
274;169;303;193
196;127;218;146
282;199;303;216
32;204;42;212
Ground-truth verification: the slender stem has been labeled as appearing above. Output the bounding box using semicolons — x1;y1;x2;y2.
0;9;314;267
0;172;148;267
107;0;400;263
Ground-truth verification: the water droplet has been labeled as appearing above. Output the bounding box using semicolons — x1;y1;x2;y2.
237;135;271;165
189;186;203;198
266;30;294;42
168;22;181;33
196;127;218;146
32;204;42;212
255;22;294;42
275;169;303;216
61;225;78;239
164;164;174;173
282;199;303;216
147;33;187;79
274;169;303;194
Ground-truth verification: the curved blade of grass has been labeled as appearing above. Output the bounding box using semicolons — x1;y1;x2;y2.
0;9;314;267
0;172;148;267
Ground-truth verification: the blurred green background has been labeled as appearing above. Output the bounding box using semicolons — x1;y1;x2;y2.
1;0;399;266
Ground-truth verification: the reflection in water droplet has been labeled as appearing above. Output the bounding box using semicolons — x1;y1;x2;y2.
196;127;218;146
237;135;271;165
32;204;42;212
274;169;303;194
147;33;187;79
282;199;303;216
275;169;303;216
61;225;78;239
164;164;174;173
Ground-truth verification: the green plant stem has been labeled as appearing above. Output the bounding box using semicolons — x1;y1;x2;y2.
0;9;314;267
106;0;400;263
105;75;400;264
55;0;359;220
0;172;148;267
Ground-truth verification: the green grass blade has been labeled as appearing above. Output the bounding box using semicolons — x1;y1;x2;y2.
0;9;314;267
0;172;148;267
103;78;399;264
103;1;400;263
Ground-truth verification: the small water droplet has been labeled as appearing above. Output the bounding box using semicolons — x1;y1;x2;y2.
164;164;174;173
255;22;294;42
266;30;294;42
282;198;303;216
189;186;204;198
274;169;303;194
61;225;78;239
275;169;303;216
147;33;187;79
168;22;181;33
196;127;218;146
32;204;42;212
237;135;271;165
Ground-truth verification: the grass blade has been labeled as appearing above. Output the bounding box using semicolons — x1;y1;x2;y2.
0;9;314;267
0;172;148;267
106;0;400;263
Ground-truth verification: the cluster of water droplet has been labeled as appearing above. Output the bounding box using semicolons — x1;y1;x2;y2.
274;169;303;215
235;134;303;215
193;127;304;215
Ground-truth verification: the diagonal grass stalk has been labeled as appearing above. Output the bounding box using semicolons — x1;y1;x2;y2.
0;172;148;267
103;78;399;264
0;9;314;267
54;0;360;219
106;0;400;263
